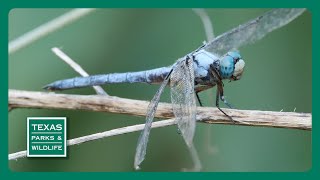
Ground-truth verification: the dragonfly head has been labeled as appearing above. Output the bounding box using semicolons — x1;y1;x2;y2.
219;51;245;81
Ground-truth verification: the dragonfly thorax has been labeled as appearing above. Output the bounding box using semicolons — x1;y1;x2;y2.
220;51;245;81
191;50;245;89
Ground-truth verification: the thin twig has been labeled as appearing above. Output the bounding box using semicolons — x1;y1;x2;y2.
51;47;108;95
9;119;176;160
192;9;214;41
193;8;217;155
9;9;96;54
8;89;312;160
9;89;312;130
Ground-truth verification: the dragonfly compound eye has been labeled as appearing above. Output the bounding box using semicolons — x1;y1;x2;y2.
219;56;234;78
227;51;242;60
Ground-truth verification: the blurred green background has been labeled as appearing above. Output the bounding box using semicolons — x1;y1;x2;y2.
8;9;311;172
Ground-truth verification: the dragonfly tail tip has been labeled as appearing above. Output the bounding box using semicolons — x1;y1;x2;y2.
42;83;59;91
42;84;53;91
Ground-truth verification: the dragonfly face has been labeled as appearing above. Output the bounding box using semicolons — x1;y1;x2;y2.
219;51;245;81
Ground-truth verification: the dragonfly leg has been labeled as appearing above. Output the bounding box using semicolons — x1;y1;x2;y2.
220;95;235;109
218;86;235;109
218;81;235;109
196;92;203;107
216;84;235;122
208;64;236;122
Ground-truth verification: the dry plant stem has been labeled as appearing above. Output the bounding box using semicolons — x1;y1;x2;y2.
192;8;216;170
192;9;215;41
9;119;176;160
8;89;312;160
193;8;217;154
9;9;96;54
9;89;312;130
51;47;107;95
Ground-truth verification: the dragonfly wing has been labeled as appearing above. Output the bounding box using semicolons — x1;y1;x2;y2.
134;69;172;170
170;58;197;147
204;8;305;55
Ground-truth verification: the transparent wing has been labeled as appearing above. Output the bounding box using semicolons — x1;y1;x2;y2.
170;58;197;147
134;69;172;170
204;8;305;55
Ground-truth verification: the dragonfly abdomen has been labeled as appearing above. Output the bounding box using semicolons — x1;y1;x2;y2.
43;67;172;91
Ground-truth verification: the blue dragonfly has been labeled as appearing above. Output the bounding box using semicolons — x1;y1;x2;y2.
44;9;305;170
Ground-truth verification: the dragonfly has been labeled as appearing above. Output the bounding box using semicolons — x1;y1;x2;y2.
44;9;305;170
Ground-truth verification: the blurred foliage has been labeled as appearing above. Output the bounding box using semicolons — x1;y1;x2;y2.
9;8;311;171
